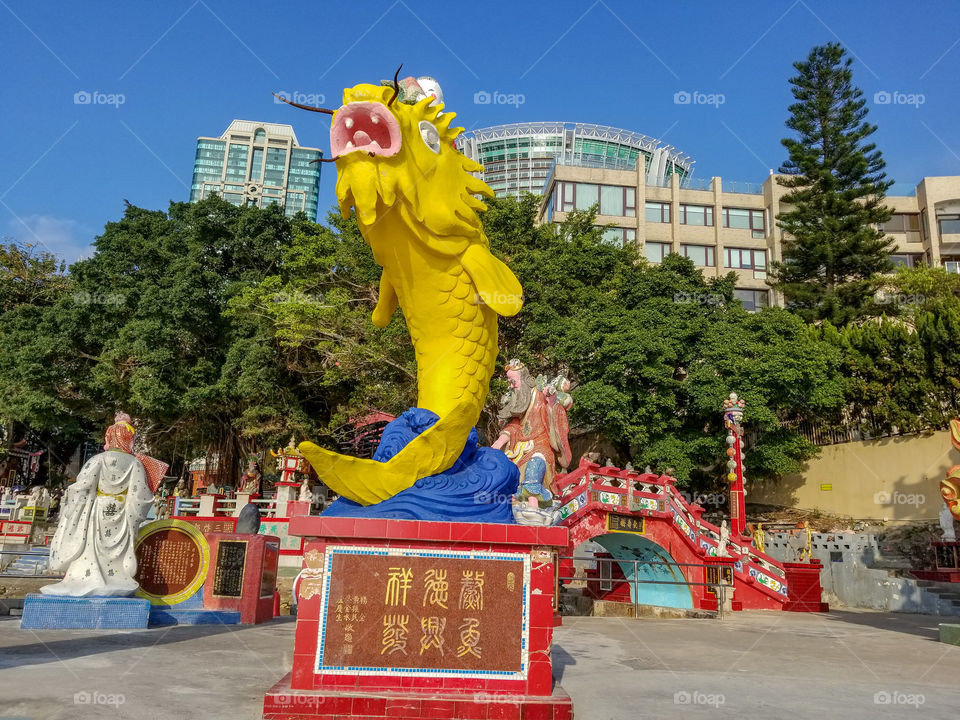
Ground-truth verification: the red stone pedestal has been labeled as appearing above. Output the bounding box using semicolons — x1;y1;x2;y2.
782;560;829;612
263;517;574;720
203;532;280;624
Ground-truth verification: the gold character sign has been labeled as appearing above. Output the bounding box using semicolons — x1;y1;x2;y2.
316;548;529;676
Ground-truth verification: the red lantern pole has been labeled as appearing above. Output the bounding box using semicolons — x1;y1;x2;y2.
722;393;747;537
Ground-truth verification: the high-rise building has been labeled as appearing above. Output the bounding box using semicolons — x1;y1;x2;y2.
456;122;694;198
189;120;323;221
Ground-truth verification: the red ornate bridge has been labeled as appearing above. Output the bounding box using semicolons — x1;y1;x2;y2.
554;459;826;613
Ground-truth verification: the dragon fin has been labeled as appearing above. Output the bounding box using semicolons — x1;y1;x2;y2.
372;272;399;327
461;243;523;317
299;400;477;506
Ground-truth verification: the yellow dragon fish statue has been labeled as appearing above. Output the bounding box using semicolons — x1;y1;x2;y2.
280;76;523;507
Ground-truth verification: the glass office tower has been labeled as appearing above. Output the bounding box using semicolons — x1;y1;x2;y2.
190;120;322;221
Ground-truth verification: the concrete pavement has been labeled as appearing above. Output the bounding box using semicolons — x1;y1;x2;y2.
0;610;956;719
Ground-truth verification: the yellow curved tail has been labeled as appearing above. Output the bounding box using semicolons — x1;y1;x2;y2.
299;401;476;505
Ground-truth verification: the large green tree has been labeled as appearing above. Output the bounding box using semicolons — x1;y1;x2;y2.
771;42;895;325
483;196;845;486
0;198;332;481
227;210;416;443
0;242;74;433
818;265;960;437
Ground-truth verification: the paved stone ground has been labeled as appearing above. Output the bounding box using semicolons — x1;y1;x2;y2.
0;609;956;719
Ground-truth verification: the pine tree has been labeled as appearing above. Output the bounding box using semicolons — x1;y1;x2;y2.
771;42;895;325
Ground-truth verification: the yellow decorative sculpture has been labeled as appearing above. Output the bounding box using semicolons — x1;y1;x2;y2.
290;78;523;505
942;418;960;520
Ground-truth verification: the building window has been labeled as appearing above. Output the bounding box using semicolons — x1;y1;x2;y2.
645;201;670;223
680;204;714;226
575;183;598;211
723;207;765;238
225;143;248;181
556;182;636;217
724;247;767;270
681;244;715;267
881;213;921;233
600;227;637;246
881;213;922;243
890;254;924;268
938;214;960;236
734;288;770;312
645;242;670;263
600;185;623;216
254;128;266;143
561;182;575;212
249;147;264;182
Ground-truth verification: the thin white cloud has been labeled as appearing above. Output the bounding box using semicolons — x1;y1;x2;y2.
3;214;94;264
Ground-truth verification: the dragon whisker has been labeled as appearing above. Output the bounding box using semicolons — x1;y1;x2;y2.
272;92;336;115
386;64;403;107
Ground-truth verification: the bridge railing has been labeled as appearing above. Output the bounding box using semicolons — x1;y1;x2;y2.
556;462;791;594
558;554;734;618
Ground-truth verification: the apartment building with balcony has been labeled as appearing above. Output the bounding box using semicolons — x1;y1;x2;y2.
537;158;960;310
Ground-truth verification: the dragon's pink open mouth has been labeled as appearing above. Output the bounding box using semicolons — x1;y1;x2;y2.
330;102;401;158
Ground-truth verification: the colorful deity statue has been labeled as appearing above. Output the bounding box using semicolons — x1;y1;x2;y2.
41;413;168;597
239;456;262;495
492;360;573;511
941;419;960;523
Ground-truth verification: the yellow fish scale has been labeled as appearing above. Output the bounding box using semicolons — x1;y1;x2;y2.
405;263;496;420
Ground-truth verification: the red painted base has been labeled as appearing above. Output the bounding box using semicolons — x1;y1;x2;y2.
263;672;574;720
261;518;573;720
203;532;280;624
782;561;828;612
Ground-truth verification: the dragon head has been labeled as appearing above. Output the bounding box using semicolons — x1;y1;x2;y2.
329;79;493;235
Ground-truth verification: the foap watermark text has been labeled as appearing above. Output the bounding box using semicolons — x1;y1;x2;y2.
674;90;725;108
74;90;125;108
873;90;925;108
474;90;525;108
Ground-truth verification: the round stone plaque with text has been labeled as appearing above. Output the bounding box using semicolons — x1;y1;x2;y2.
135;519;210;606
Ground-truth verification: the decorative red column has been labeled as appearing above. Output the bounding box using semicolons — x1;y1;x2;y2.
723;392;747;537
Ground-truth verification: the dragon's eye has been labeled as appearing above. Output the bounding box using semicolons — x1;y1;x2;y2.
418;121;441;153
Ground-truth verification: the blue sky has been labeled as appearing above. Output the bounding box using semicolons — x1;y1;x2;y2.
1;0;958;263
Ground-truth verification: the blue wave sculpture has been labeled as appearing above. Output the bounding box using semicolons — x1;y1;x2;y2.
322;408;518;523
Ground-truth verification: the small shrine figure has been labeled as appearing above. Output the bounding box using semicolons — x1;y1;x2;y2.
717;520;730;557
41;413;168;597
239;456;262;495
299;476;313;503
492;361;573;524
173;477;187;498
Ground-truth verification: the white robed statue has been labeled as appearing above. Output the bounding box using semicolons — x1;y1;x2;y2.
41;413;168;597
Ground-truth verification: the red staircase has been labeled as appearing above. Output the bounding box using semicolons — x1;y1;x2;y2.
555;458;827;613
